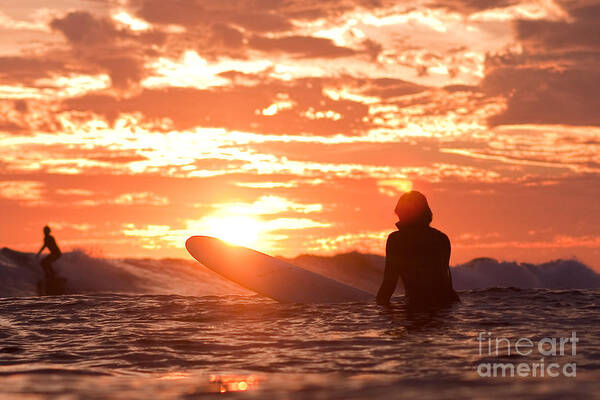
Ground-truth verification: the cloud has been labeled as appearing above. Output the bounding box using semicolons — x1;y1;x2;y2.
483;66;600;127
0;56;65;84
362;78;427;98
0;121;25;133
67;192;170;207
133;0;293;31
377;179;413;196
95;56;145;89
122;215;330;250
515;4;600;51
46;221;95;231
480;2;600;127
210;23;244;48
62;77;373;134
13;100;28;113
306;230;389;254
440;124;600;174
55;189;95;196
248;35;357;58
128;0;392;60
113;192;169;206
234;181;299;188
0;98;67;136
211;195;323;215
49;11;165;89
227;11;293;33
1;114;511;186
132;0;396;31
50;11;123;45
427;0;520;14
0;10;51;32
0;180;45;206
454;234;600;250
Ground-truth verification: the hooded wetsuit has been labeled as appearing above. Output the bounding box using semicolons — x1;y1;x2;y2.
376;222;459;307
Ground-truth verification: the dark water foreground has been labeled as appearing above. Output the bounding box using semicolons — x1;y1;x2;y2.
1;290;599;399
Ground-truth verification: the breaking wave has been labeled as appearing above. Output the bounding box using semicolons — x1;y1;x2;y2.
1;247;599;298
0;248;248;298
451;257;600;290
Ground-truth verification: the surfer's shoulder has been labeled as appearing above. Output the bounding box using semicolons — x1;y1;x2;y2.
387;230;403;241
428;227;450;246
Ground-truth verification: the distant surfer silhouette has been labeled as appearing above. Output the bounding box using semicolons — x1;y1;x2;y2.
376;191;459;308
37;226;61;279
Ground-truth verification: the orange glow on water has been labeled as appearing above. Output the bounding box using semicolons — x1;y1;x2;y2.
208;374;260;393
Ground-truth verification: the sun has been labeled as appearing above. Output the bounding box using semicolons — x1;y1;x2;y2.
198;215;262;248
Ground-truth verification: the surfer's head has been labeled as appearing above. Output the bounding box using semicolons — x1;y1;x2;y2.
394;191;432;227
43;226;51;235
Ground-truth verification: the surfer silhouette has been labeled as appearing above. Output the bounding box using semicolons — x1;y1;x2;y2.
376;191;459;308
37;226;61;279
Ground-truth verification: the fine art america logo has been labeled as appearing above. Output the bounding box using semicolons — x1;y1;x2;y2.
477;331;578;377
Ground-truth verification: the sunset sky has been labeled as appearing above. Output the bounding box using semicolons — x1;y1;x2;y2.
1;0;599;268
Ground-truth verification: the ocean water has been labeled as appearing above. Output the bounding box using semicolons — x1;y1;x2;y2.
1;248;600;399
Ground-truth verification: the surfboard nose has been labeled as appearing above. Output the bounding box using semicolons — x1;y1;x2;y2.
185;236;195;252
186;236;229;256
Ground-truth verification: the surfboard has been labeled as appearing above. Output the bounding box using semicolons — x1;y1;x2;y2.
186;236;373;303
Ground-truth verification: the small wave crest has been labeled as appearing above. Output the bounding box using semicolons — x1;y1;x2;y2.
452;257;600;290
0;248;248;297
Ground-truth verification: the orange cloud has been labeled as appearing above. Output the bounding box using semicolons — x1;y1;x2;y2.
0;180;46;206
